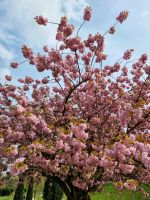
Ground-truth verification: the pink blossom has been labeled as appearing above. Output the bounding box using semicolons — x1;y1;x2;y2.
124;180;137;191
0;138;4;144
119;164;134;174
90;117;100;125
71;123;88;140
100;157;117;171
72;178;87;190
9;145;18;156
16;105;25;113
18;78;24;83
19;96;28;106
116;10;129;23
22;45;33;59
9;158;27;176
139;54;148;64
10;62;19;68
23;85;29;91
25;76;34;84
34;15;48;26
109;26;116;34
144;65;150;75
5;75;12;81
144;144;150;154
29;131;36;140
56;31;63;41
83;7;92;21
87;155;99;166
119;111;127;127
142;152;150;170
42;77;49;84
64;24;74;38
123;49;134;60
9;164;18;175
43;45;49;52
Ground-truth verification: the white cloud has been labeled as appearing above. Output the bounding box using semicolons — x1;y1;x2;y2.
0;67;11;82
62;0;88;21
0;0;88;82
0;44;13;82
0;0;88;49
141;10;149;18
0;44;14;60
0;49;14;85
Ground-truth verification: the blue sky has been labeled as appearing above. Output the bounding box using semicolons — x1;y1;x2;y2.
0;0;150;82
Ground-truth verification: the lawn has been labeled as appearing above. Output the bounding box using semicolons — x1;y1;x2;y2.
0;184;150;200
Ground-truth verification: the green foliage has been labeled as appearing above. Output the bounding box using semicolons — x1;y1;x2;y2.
0;176;17;196
43;176;63;200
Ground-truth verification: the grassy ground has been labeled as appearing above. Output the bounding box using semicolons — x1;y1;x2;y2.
0;184;150;200
91;184;150;200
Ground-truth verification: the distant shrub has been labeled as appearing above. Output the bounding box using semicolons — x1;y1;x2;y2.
0;188;13;196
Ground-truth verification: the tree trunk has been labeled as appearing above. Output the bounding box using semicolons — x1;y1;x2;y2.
67;188;91;200
45;176;91;200
25;176;33;200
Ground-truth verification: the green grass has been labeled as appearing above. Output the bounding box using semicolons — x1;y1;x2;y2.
91;184;150;200
62;184;150;200
0;194;43;200
0;184;150;200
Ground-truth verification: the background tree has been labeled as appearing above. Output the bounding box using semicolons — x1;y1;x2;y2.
43;176;63;200
13;177;25;200
25;176;34;200
0;175;15;197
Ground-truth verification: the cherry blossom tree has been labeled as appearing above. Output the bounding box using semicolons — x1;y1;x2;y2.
0;7;150;200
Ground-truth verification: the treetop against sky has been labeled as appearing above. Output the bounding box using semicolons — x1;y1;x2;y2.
0;0;150;82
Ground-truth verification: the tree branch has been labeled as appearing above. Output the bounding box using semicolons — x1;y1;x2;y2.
127;111;150;134
50;176;71;199
62;79;88;116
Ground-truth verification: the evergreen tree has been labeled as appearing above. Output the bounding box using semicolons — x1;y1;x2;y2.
25;176;33;200
43;176;63;200
13;177;24;200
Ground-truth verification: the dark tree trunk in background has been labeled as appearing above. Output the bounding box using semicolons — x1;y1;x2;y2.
43;176;63;200
43;176;91;200
13;177;24;200
25;176;34;200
